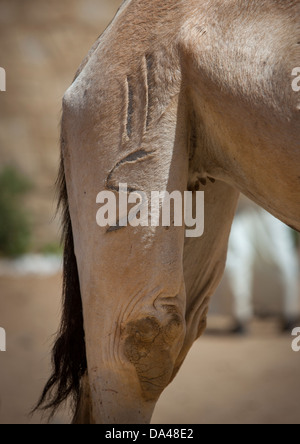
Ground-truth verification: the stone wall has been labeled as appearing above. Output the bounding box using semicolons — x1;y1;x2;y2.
0;0;122;249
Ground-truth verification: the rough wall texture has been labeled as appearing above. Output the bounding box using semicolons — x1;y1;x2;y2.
0;0;122;248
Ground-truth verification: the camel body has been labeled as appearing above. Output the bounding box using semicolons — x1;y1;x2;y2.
38;0;300;424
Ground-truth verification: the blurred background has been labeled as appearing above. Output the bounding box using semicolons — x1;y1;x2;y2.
0;0;299;424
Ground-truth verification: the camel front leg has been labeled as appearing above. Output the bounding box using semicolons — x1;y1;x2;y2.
174;180;239;375
75;189;187;423
80;229;186;424
63;101;190;423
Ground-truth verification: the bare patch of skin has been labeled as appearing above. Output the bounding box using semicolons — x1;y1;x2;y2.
123;314;183;401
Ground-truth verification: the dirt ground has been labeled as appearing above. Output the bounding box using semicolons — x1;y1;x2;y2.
0;274;299;424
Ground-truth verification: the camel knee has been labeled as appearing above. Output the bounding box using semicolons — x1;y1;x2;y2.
122;309;185;401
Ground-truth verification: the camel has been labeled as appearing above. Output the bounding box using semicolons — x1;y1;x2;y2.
36;0;300;424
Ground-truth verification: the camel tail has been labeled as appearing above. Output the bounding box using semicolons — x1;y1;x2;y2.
33;132;87;419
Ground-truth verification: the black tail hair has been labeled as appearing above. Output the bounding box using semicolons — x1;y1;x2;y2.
34;136;87;418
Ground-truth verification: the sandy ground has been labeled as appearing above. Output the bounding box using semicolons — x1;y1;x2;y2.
0;274;299;424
